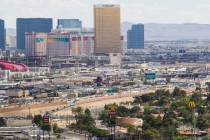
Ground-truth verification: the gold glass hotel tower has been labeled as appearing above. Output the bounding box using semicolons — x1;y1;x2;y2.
94;4;121;54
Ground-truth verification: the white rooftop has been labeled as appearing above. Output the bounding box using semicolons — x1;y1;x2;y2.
94;4;120;8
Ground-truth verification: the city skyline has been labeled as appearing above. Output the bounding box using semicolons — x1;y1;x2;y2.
1;0;210;28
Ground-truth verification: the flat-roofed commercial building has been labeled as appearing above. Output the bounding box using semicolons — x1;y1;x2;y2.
94;4;121;54
47;33;71;57
80;35;94;56
70;33;94;56
25;32;70;58
25;33;47;56
25;31;94;57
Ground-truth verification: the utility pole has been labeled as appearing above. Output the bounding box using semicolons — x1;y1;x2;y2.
187;101;196;140
28;107;31;119
108;105;117;140
43;130;44;140
33;123;35;140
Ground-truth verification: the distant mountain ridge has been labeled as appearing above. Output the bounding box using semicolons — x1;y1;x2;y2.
7;23;210;41
122;22;210;41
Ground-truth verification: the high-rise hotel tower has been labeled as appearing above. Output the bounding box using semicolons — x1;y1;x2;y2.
94;4;121;54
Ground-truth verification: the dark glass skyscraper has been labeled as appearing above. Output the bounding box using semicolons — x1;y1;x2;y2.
57;19;82;29
0;19;5;50
17;18;52;50
127;24;144;49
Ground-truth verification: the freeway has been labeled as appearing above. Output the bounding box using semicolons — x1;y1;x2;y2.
75;89;156;108
50;88;157;117
0;126;37;133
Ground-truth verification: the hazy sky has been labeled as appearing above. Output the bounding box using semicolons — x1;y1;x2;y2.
1;0;210;28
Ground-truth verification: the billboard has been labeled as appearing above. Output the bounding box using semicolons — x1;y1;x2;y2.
145;72;156;80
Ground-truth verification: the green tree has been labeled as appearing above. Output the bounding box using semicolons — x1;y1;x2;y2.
88;127;109;137
142;128;160;140
197;115;210;130
102;104;117;127
73;108;110;137
53;123;64;134
191;92;202;103
163;109;177;120
72;107;83;115
155;89;170;98
33;115;43;127
206;93;210;101
53;123;58;133
179;107;193;124
202;135;210;140
75;108;96;130
140;93;155;103
99;110;109;124
130;106;141;117
166;77;171;83
116;106;130;117
143;79;148;85
160;126;177;140
143;114;162;129
0;117;6;126
173;136;188;140
156;96;170;106
197;106;208;114
84;109;95;128
41;124;51;131
85;108;91;116
172;87;186;98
